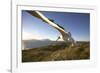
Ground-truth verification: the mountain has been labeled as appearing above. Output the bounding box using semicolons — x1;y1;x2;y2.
22;39;55;50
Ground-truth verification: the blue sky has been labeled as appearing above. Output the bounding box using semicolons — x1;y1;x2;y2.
22;10;90;41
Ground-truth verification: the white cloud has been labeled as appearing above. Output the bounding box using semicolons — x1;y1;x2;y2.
22;31;46;40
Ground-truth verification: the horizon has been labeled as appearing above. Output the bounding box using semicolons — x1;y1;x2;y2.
22;39;90;42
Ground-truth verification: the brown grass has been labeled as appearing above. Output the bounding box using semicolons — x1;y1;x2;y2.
22;41;90;62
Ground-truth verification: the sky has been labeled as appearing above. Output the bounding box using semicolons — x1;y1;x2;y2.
22;10;90;41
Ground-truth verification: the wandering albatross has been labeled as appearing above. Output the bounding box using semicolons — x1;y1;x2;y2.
26;11;76;46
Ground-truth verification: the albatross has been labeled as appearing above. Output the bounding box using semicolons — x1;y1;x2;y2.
26;11;76;46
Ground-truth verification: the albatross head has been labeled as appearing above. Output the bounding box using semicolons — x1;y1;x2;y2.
61;31;76;46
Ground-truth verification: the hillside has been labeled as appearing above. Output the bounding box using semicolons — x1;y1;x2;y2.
22;41;90;62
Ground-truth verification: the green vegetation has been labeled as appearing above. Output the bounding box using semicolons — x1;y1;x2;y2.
22;41;90;62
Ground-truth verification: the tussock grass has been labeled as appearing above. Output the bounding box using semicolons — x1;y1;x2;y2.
22;41;90;62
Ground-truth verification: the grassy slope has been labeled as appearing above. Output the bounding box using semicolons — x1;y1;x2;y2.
22;41;90;62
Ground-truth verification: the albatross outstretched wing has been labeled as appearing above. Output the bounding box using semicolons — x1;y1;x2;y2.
27;11;66;33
